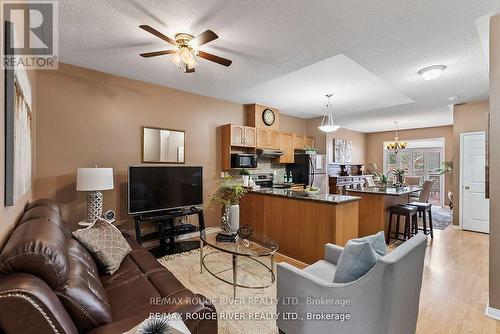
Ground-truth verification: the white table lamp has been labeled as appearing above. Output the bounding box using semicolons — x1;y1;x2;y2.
77;167;114;224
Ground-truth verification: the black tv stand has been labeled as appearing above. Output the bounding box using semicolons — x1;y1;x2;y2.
133;207;205;258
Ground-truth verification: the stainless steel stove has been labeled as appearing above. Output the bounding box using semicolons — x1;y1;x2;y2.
251;172;291;189
250;173;274;188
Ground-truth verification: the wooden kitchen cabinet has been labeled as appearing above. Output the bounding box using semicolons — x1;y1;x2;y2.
279;132;294;163
257;128;280;149
244;126;256;147
269;130;280;149
230;125;245;146
221;124;257;170
256;128;269;148
293;135;306;150
229;125;256;148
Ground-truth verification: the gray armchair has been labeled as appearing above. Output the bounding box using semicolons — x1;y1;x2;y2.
276;233;427;334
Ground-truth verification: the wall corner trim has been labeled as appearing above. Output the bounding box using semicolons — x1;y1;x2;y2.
485;300;500;320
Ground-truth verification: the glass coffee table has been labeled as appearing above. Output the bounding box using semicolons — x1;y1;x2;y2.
199;229;278;298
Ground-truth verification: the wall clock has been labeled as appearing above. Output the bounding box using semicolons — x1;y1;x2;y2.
262;108;276;126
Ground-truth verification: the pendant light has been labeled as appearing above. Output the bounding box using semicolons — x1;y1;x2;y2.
386;121;407;153
318;94;339;133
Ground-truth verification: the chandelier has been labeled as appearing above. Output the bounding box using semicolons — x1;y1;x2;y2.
386;121;407;153
318;94;340;133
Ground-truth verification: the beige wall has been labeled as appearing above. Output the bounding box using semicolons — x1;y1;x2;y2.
452;101;489;225
327;127;366;164
489;15;500;310
0;28;37;246
280;114;307;134
305;117;367;162
366;125;454;206
34;63;307;230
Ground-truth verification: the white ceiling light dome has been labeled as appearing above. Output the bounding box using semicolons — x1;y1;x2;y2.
418;65;446;81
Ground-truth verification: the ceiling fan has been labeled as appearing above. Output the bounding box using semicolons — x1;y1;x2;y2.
139;25;232;73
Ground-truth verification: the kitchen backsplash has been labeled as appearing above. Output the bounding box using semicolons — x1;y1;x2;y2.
228;157;286;183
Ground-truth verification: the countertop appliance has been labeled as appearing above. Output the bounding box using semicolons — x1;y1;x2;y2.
286;153;328;194
231;153;257;169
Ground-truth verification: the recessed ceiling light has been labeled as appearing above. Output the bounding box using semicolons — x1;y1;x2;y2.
418;65;446;81
449;95;459;102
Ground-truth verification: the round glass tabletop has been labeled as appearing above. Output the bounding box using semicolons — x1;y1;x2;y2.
200;229;278;257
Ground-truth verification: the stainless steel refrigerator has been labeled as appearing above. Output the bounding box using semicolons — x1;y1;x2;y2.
286;153;329;194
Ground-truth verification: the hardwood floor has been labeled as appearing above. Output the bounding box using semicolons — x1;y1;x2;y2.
415;226;498;333
276;225;500;333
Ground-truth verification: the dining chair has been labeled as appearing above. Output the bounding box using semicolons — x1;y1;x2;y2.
407;179;435;238
404;176;422;186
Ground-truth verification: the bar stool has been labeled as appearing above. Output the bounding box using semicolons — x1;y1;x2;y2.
387;205;418;244
408;202;434;238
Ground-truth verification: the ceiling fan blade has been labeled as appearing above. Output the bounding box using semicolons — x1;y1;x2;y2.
184;64;195;73
139;25;177;46
197;51;232;67
140;50;176;58
190;30;218;48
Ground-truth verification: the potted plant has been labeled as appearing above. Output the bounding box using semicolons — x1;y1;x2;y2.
376;173;388;190
210;176;246;234
395;168;406;187
304;146;317;154
240;168;250;187
438;161;453;209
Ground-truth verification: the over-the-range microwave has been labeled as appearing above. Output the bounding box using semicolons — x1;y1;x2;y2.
231;153;257;168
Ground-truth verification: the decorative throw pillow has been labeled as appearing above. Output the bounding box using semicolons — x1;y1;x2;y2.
353;231;388;256
124;313;190;334
72;219;131;275
333;231;387;283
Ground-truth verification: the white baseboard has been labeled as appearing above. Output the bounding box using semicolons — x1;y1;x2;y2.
485;300;500;320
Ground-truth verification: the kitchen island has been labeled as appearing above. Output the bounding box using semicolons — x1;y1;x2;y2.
346;187;421;239
239;188;361;264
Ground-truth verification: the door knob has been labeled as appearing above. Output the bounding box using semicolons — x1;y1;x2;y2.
464;186;470;190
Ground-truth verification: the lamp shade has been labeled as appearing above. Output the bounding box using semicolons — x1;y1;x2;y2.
76;168;114;191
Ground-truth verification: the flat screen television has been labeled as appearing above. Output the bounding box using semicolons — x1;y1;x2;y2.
128;166;203;215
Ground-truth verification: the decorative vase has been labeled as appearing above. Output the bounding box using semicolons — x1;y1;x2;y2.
242;175;250;187
228;204;240;234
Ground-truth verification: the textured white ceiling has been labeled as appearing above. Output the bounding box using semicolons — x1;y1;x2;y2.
236;54;415;118
58;0;500;132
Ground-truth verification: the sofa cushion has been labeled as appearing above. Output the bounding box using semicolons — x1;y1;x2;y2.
0;219;70;290
56;239;113;333
304;260;337;282
72;220;131;275
19;206;72;238
333;231;386;283
101;248;188;321
26;198;62;215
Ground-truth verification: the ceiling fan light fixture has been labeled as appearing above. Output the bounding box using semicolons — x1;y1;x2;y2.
139;25;231;73
168;52;182;68
179;47;193;63
418;65;446;81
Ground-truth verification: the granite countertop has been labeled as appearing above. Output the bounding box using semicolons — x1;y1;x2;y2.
347;186;421;196
248;188;361;205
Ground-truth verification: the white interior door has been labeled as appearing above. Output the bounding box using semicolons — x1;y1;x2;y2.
460;132;489;233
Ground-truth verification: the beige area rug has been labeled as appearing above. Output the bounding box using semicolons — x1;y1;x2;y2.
158;247;280;334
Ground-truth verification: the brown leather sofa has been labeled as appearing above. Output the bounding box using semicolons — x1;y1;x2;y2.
0;199;218;334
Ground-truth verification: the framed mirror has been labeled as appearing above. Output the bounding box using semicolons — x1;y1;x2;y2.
142;126;185;163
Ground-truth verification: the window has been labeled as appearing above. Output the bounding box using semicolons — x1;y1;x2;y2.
383;139;445;206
